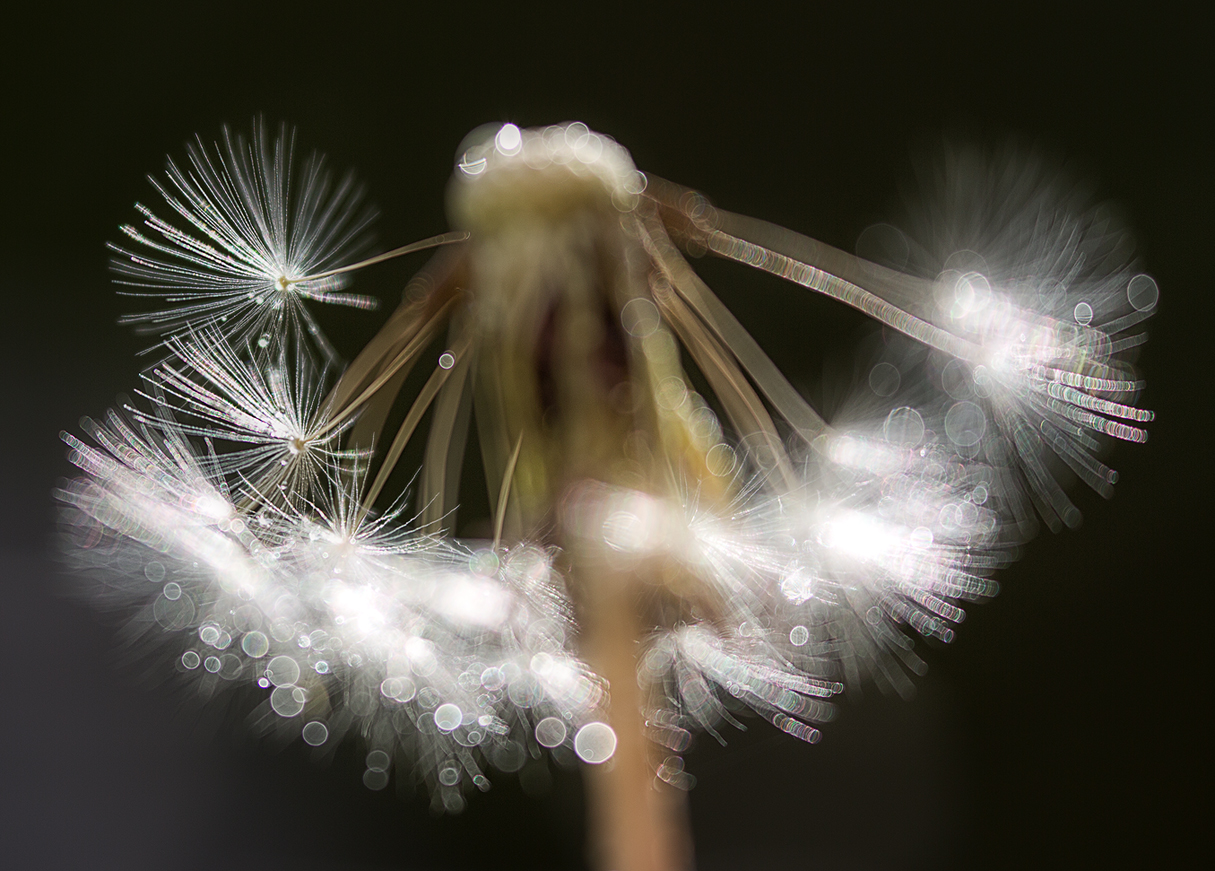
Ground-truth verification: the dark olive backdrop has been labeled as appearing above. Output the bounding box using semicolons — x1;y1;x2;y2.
1;5;1205;870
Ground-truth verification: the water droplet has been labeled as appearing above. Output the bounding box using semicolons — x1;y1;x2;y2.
257;333;271;348
439;766;461;786
266;655;300;687
438;352;455;369
144;561;166;582
789;625;810;647
574;722;617;764
884;407;925;447
366;750;391;772
868;362;900;397
380;676;416;702
621;298;661;338
944;401;987;447
363;769;389;790
153;593;194;630
218;654;243;680
1073;302;1094;326
941;359;972;400
491;741;526;772
181;651;201;670
706;443;737;477
1127;274;1159;312
855;223;909;270
302;721;329;746
534;717;568;748
270;685;306;717
162;582;182;601
241;631;269;658
434;703;463;732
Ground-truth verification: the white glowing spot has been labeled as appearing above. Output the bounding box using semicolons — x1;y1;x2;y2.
439;766;461;786
621;297;661;338
270;686;306;717
534;716;568;748
434;703;463;732
868;362;900;397
944;401;987;447
1127;273;1159;312
301;721;329;746
240;631;269;658
438;351;455;369
574;722;617;764
381;676;417;702
884;406;925;447
789;625;810;647
706;443;737;477
266;655;301;687
181;651;200;670
494;123;523;156
162;582;181;600
1074;301;1094;325
780;570;816;604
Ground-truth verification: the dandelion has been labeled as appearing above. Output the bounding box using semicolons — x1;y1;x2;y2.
62;120;1154;871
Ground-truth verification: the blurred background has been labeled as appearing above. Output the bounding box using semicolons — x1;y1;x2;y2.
1;5;1204;869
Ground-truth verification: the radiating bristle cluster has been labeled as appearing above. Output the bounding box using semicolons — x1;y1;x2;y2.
109;118;378;364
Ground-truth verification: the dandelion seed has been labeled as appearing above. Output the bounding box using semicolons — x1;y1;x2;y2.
109;118;378;363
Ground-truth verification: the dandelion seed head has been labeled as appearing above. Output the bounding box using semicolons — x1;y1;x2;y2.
64;122;1155;810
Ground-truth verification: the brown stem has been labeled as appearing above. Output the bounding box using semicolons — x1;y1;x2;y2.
576;561;694;871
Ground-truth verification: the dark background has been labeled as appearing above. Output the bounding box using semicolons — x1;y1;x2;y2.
1;5;1205;869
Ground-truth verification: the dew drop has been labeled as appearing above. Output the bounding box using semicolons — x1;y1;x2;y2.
270;685;306;717
363;769;389;790
438;352;455;369
434;703;463;732
621;297;661;338
1073;302;1094;326
944;401;987;447
439;766;461;786
534;717;568;748
302;721;329;746
574;722;618;764
181;651;201;670
789;625;810;647
868;362;900;397
266;655;301;687
366;750;391;772
883;407;925;447
241;631;270;658
153;593;194;630
1127;274;1159;312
